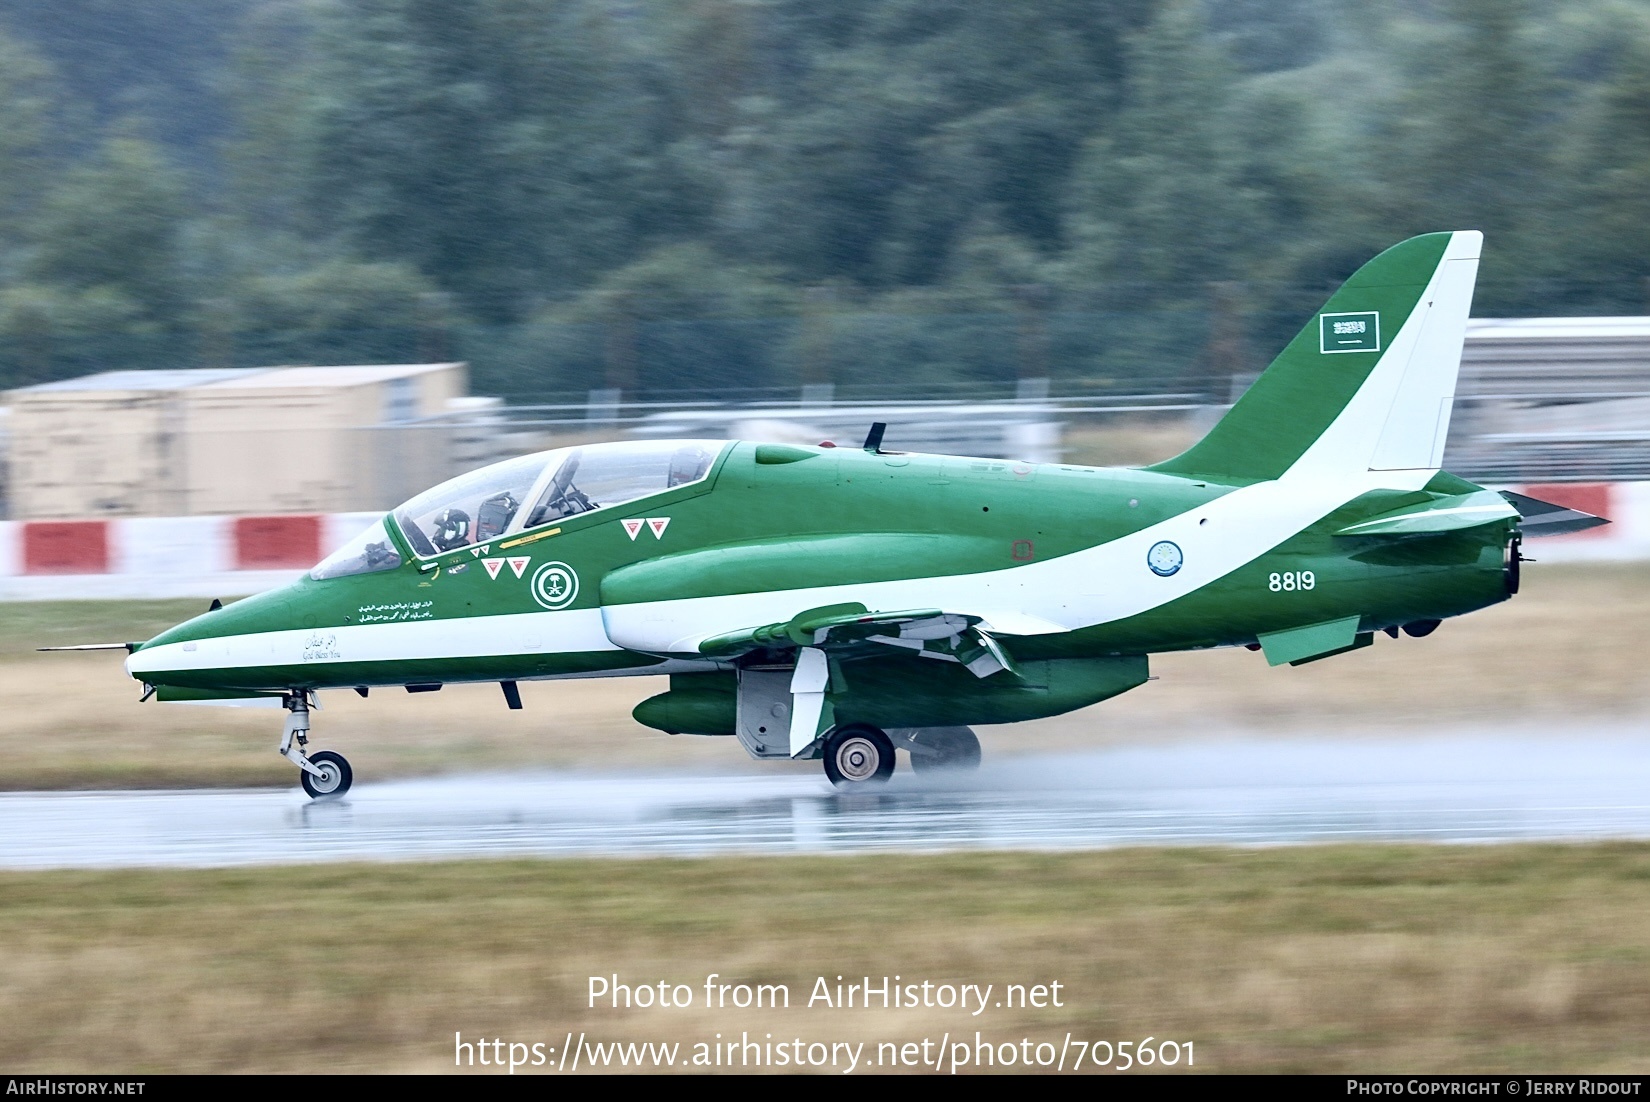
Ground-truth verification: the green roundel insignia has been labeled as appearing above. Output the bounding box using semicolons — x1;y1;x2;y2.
1320;311;1380;354
1147;540;1183;577
531;561;579;609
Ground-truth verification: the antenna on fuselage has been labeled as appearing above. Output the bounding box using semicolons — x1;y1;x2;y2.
862;422;886;454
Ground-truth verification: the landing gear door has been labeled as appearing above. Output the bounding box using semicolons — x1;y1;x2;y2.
735;667;796;760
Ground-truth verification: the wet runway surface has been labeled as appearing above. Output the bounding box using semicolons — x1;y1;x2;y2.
5;731;1650;869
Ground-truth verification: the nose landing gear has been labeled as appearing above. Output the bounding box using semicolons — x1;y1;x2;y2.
280;692;353;799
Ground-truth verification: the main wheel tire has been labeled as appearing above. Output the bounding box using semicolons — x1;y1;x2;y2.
823;724;895;788
909;727;982;774
301;750;353;799
1402;618;1441;638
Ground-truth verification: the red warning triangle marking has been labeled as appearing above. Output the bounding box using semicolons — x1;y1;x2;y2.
482;559;504;580
621;519;644;541
507;556;530;578
647;517;670;539
471;544;490;557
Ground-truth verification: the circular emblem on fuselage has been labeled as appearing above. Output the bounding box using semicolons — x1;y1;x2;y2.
531;561;579;610
1146;540;1183;577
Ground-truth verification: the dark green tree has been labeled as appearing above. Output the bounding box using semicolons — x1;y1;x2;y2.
1062;0;1258;290
296;0;697;319
0;29;56;252
712;0;1154;288
1565;34;1650;311
25;133;191;328
1366;0;1557;310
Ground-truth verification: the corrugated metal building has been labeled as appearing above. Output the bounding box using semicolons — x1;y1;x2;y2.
5;363;465;519
1448;318;1650;481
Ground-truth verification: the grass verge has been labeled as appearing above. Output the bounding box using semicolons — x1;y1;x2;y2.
2;845;1648;1073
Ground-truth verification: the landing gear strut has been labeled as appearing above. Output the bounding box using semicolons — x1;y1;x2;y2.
822;724;895;788
280;691;353;799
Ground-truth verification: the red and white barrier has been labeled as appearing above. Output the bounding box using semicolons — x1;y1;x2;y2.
0;485;1643;601
0;513;381;600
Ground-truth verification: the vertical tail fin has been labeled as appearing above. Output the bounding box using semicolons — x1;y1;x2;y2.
1151;231;1482;482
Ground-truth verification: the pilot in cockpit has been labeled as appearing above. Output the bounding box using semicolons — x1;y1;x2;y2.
423;451;595;552
523;450;596;527
392;440;723;558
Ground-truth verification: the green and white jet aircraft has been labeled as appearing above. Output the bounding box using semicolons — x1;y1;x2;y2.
99;230;1605;796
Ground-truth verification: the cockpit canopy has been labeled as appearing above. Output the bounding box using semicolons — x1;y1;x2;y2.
310;440;724;580
392;439;724;558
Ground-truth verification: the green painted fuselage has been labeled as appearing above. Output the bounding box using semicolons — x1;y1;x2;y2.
128;443;1513;700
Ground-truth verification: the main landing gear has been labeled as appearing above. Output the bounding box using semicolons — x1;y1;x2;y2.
820;724;983;788
900;726;983;775
823;724;896;787
280;691;353;799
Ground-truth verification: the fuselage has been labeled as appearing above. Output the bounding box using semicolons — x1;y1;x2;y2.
126;439;1515;698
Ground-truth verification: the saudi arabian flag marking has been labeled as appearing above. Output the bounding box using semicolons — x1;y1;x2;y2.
1320;311;1380;354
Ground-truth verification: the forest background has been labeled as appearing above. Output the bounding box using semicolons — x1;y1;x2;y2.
0;0;1647;402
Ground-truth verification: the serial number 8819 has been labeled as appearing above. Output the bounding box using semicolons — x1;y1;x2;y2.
1269;570;1315;592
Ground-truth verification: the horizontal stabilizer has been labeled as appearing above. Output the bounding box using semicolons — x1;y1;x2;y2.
1334;490;1516;537
1499;490;1612;538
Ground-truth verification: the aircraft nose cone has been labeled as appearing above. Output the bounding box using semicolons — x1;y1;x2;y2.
125;586;303;684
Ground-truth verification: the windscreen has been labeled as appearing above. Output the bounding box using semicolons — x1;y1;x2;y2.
310;518;403;580
392;440;724;557
393;452;547;556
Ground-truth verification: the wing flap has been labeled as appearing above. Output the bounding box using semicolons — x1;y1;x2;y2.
697;603;961;656
698;602;1019;680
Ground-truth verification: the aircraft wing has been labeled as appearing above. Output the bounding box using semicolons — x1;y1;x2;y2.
695;602;1023;759
697;602;1021;679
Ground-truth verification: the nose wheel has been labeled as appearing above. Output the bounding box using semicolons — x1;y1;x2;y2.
280;692;354;799
300;750;353;798
823;724;895;787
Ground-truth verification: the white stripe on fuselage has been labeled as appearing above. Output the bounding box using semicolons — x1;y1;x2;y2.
600;469;1433;653
126;608;621;677
132;465;1431;679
